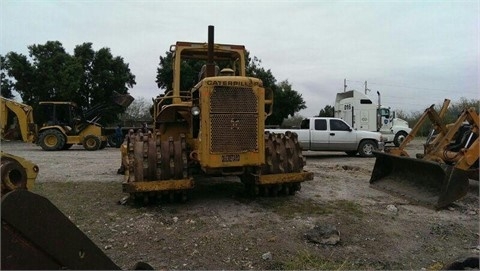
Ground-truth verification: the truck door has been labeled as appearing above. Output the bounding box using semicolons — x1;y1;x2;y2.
310;119;329;150
328;119;357;150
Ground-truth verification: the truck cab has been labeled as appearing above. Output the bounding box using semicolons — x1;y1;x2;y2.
334;90;411;146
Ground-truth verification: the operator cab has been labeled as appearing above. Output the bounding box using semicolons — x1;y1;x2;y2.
38;102;83;133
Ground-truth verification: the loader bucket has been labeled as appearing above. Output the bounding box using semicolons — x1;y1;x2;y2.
369;151;470;209
111;91;135;108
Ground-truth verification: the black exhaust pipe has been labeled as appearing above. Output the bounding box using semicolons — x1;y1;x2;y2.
206;25;216;77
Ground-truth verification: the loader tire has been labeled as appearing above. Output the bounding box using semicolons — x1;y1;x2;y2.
99;140;107;149
358;140;377;157
62;144;73;150
39;129;66;151
394;131;408;147
83;135;101;151
107;134;116;147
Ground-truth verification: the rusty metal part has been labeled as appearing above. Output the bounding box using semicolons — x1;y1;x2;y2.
370;151;469;209
1;152;39;195
244;131;313;197
123;132;193;203
1;190;121;270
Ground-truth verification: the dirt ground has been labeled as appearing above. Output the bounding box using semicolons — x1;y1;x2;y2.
1;139;479;270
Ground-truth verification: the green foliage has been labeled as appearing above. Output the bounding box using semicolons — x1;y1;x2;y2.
2;41;136;124
401;98;480;136
0;55;15;99
266;80;307;125
155;50;307;126
317;105;334;117
281;113;305;128
156;51;204;92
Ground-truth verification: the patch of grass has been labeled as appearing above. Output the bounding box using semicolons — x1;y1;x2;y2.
283;250;351;270
283;250;394;270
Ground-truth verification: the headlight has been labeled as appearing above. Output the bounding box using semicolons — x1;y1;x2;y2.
191;106;200;116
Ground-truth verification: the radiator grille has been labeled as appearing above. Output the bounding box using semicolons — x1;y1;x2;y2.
210;86;258;153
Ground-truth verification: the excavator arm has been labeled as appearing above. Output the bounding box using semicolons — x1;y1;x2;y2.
387;99;450;156
0;97;37;143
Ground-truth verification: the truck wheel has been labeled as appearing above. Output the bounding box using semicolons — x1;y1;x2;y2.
83;135;101;151
394;131;408;147
39;130;66;151
358;140;377;157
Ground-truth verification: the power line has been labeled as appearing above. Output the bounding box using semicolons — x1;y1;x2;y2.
345;79;478;95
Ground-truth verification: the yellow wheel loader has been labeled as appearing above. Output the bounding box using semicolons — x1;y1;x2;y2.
370;99;479;209
121;26;313;203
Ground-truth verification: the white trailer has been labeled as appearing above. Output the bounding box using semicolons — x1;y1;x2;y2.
334;90;411;146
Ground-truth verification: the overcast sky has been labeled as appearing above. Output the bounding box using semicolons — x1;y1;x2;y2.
1;0;479;117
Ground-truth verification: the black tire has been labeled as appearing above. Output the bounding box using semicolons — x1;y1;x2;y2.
38;129;66;151
393;131;408;147
62;144;73;150
107;134;116;147
83;135;101;151
345;151;357;156
99;140;107;149
358;140;377;157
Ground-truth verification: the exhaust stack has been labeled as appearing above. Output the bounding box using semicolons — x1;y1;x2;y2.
205;25;216;77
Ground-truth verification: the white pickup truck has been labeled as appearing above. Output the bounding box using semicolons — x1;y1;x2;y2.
266;117;384;157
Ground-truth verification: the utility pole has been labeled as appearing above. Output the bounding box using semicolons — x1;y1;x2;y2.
364;81;371;94
344;78;347;92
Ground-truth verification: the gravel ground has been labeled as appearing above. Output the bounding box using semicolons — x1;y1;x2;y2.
1;139;479;270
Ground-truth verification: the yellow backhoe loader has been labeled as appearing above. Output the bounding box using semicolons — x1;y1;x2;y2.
370;99;479;209
1;92;133;151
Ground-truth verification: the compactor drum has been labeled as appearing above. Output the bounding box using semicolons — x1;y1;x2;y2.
370;100;479;209
121;26;313;203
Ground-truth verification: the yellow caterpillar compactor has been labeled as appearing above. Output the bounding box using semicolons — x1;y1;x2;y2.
370;99;479;209
121;26;313;203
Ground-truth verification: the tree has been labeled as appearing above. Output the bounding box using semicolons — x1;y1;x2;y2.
281;113;305;128
0;55;15;99
2;41;136;124
266;80;306;125
317;105;334;117
124;97;153;121
155;50;307;126
400;97;480;137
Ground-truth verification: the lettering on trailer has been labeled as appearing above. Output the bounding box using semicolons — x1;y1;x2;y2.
206;81;263;87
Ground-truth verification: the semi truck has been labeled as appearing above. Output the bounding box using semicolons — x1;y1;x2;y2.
334;90;411;147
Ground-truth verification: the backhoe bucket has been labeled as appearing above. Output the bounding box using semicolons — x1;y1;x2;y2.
369;151;470;209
